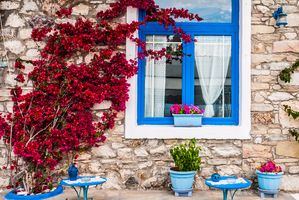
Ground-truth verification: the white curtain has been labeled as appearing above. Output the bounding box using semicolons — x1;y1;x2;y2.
145;36;167;117
194;36;231;117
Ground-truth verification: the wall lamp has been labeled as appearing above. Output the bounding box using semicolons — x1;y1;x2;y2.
0;59;8;68
273;6;288;27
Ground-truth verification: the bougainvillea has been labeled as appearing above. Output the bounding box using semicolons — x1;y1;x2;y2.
0;0;202;194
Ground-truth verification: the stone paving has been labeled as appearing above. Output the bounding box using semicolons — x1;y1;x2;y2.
48;189;295;200
0;189;296;200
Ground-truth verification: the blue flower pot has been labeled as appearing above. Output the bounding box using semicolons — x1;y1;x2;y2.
68;163;79;181
256;170;283;192
4;185;63;200
169;169;196;192
172;114;203;127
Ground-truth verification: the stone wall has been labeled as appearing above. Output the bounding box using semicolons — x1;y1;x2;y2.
1;0;299;192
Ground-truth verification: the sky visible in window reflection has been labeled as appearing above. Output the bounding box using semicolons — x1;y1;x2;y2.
155;0;232;23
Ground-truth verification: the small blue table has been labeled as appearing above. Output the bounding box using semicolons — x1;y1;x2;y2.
60;176;107;200
205;176;252;200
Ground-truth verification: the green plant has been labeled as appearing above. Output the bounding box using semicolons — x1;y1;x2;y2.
170;139;201;171
279;61;299;141
283;104;299;141
279;60;299;83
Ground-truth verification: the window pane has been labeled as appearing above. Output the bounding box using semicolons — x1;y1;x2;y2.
155;0;232;23
194;36;232;118
144;35;182;118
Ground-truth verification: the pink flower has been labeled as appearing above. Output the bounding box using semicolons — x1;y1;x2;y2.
170;104;181;114
257;160;282;173
183;104;190;114
170;104;204;114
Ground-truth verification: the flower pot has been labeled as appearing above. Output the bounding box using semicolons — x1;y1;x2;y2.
172;114;203;127
169;169;196;196
4;185;63;200
256;170;283;192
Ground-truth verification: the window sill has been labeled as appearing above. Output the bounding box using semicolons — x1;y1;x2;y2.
125;123;251;139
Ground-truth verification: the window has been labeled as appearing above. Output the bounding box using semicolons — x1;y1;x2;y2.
125;1;251;139
138;0;239;125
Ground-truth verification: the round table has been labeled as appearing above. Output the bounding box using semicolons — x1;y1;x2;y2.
205;176;252;200
60;176;107;200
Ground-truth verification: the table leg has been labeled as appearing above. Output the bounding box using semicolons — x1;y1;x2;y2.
223;189;228;200
71;186;81;200
229;189;238;200
83;186;90;200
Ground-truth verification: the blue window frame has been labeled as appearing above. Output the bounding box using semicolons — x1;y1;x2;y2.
137;0;239;125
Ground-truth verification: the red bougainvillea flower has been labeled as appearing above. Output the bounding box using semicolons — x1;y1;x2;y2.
56;7;72;18
14;60;25;69
15;74;25;83
0;0;202;194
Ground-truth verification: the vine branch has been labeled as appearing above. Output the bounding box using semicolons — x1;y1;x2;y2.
279;59;299;83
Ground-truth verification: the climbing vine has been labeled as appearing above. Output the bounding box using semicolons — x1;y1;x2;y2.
279;60;299;142
279;59;299;83
0;0;201;195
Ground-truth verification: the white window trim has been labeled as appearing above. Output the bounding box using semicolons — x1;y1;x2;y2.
125;1;251;139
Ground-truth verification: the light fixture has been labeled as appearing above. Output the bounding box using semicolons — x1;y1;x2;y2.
0;14;9;69
0;59;8;68
273;6;288;27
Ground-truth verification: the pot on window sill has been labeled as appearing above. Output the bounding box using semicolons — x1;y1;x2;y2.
172;114;203;127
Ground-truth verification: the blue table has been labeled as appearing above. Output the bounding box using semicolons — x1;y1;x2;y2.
205;176;252;200
60;176;107;200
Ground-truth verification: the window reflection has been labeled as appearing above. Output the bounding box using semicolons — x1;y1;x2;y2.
144;35;182;117
155;0;232;23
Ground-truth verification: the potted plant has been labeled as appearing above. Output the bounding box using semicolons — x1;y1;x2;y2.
169;139;201;197
170;104;204;127
256;160;283;197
